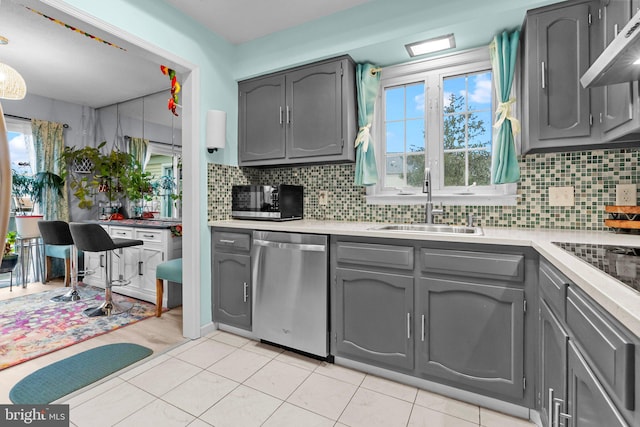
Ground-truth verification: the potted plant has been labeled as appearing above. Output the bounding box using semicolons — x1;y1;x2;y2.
124;161;153;218
11;169;65;237
59;143;104;210
1;231;19;270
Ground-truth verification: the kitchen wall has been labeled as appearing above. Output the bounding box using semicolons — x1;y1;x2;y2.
208;147;640;231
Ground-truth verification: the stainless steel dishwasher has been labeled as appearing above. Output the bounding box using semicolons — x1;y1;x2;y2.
251;230;328;357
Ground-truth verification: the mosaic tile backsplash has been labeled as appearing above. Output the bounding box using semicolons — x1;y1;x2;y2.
208;148;640;231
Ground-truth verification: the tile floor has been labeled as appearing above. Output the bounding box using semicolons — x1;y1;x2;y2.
62;330;538;427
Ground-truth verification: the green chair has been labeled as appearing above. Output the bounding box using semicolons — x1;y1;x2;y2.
156;258;182;317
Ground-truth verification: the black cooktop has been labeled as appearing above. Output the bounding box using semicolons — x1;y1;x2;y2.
553;242;640;294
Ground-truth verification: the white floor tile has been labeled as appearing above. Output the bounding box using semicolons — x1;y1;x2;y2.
241;340;284;358
118;354;172;381
70;382;156;427
275;350;322;371
207;348;271;383
361;374;418;402
127;357;202;397
211;331;251;347
167;338;204;357
187;419;212;427
114;399;195;426
286;372;358;420
314;362;366;386
262;402;334;427
162;370;239;417
408;405;479;427
199;385;282;427
480;408;536;426
338;388;413;427
61;377;125;408
174;339;236;369
414;389;480;424
244;359;311;400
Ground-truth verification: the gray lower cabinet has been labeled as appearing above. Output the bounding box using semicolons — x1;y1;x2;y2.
335;267;414;372
417;276;525;401
538;260;636;427
212;230;252;331
238;55;356;167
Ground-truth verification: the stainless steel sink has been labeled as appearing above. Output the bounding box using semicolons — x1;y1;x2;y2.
369;224;483;235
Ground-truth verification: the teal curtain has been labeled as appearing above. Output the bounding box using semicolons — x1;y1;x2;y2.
32;119;68;221
354;64;381;186
128;137;149;170
490;30;521;184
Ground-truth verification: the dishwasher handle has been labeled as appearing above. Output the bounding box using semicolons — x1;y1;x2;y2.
253;239;326;252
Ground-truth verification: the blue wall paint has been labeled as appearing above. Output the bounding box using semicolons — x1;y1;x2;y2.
53;0;562;327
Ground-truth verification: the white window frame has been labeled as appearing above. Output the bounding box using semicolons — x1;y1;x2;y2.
367;47;518;206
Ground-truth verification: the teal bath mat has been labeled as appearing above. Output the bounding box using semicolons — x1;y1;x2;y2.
9;343;153;404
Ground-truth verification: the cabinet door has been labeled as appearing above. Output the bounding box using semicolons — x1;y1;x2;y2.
601;0;635;134
111;246;139;286
539;299;569;427
213;252;251;330
535;2;592;141
238;75;286;163
335;267;414;372
286;60;344;159
416;276;525;400
567;341;628;427
139;246;164;294
83;251;105;286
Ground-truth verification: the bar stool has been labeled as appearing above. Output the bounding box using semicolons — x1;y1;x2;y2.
155;258;182;317
37;220;82;302
69;223;143;317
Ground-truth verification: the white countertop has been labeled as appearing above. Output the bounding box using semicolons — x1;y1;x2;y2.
210;219;640;337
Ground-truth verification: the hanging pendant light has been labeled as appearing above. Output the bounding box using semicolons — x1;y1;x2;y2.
0;62;27;100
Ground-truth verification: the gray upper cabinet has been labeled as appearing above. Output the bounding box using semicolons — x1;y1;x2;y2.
599;0;636;137
238;56;357;167
523;0;597;153
238;75;286;163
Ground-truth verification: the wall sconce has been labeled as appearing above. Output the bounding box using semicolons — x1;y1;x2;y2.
206;109;226;153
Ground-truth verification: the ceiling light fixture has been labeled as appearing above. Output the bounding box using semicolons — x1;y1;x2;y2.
0;62;27;100
405;34;456;57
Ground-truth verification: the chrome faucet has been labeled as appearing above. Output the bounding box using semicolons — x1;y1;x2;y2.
423;168;443;224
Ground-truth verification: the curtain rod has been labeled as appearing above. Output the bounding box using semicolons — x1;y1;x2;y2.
124;135;181;148
4;113;69;128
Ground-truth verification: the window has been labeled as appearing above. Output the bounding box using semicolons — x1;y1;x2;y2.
371;48;516;205
7;118;35;176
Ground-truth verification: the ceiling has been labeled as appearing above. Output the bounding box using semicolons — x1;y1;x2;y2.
0;0;561;114
163;0;372;45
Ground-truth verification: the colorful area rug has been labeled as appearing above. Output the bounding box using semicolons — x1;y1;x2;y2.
0;283;157;370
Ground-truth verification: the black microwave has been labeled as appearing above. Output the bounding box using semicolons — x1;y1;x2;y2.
231;185;303;221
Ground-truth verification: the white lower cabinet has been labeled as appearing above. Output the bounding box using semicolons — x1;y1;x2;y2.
83;225;182;308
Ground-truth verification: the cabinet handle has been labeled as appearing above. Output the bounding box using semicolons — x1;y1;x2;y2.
614;23;619;36
421;314;425;342
99;254;105;268
219;239;235;244
115;231;126;236
279;106;283;125
143;234;155;238
243;282;248;302
407;313;411;339
138;261;143;276
553;401;561;427
286;105;291;124
548;389;554;427
541;61;546;89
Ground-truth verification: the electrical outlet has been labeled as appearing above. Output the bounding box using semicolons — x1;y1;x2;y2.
549;186;574;207
318;190;328;206
616;184;637;206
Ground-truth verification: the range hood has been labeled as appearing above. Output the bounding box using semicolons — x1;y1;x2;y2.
581;8;640;88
